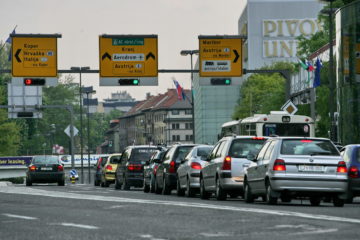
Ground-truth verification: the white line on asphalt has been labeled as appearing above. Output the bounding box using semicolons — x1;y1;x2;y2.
2;213;38;220
57;223;99;230
1;187;360;225
273;224;338;235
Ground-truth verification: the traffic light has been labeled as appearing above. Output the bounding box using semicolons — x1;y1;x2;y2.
24;78;46;86
118;79;140;86
210;78;231;85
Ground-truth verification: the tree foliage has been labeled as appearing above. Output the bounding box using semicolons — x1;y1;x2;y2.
233;62;295;119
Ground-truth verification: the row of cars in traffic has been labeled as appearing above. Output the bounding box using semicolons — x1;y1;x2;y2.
92;135;360;207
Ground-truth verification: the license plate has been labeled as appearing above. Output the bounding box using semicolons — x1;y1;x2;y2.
41;167;52;171
298;165;325;172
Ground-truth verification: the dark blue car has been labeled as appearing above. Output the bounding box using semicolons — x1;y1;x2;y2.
340;145;360;203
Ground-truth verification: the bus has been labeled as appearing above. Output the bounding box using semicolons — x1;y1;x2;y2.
220;111;314;138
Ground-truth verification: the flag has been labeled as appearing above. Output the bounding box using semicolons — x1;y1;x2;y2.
298;58;312;85
6;26;16;61
298;58;308;70
173;79;186;100
307;61;314;72
313;58;322;88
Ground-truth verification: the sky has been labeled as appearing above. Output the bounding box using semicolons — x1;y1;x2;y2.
0;0;246;101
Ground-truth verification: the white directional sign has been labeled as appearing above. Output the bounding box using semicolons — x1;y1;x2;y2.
64;125;79;138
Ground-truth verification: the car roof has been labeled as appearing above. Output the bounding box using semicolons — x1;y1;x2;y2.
272;137;330;141
126;145;159;149
220;135;270;141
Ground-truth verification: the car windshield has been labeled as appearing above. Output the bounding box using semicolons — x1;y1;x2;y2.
281;139;339;156
32;156;59;164
229;139;266;158
130;148;158;162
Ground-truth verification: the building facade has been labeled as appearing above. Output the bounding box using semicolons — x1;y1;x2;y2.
102;89;193;153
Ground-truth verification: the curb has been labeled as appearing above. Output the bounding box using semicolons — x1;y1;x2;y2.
0;181;12;187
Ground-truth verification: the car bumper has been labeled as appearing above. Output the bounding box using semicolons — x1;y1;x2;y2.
104;172;116;181
28;172;64;183
349;178;360;194
270;176;348;193
166;173;177;188
126;172;144;187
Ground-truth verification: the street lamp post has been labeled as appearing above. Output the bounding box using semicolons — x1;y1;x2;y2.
70;66;90;184
180;50;199;144
84;89;96;184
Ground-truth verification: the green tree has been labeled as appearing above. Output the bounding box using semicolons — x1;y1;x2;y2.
233;62;295;119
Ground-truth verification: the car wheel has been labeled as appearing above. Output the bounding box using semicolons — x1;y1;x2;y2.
186;177;195;198
143;178;150;193
162;177;171;195
104;181;110;187
26;178;32;186
154;177;162;194
115;179;122;190
280;195;292;203
345;196;354;204
200;177;210;200
265;184;278;205
176;177;185;196
333;196;345;207
150;176;155;193
215;177;227;201
58;180;65;186
123;176;130;190
244;182;254;203
310;197;321;206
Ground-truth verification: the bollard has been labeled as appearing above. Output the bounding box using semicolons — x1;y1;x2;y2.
71;175;76;184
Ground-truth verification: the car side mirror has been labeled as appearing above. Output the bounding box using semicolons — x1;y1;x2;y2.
247;154;256;162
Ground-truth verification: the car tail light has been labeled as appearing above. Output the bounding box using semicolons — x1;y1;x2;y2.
337;161;347;173
191;162;202;170
106;165;113;171
348;166;358;178
301;140;313;143
29;165;36;171
273;159;286;171
252;137;265;140
222;156;232;170
169;161;176;173
57;165;64;171
127;164;142;171
153;165;159;175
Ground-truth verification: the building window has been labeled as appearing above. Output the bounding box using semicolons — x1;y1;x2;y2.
172;110;180;115
185;109;192;115
185;123;193;129
172;135;180;141
186;135;193;141
172;123;180;129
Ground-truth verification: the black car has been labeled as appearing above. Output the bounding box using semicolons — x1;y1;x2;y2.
26;155;65;186
155;144;196;195
115;145;158;190
143;150;166;193
94;155;108;186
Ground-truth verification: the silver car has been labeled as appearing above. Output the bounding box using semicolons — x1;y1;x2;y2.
199;136;268;200
176;145;214;197
244;137;348;207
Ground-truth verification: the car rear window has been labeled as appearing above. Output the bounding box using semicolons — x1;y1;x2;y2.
228;139;266;158
197;147;213;158
109;156;120;164
174;146;194;162
130;148;158;162
281;139;339;156
33;156;59;164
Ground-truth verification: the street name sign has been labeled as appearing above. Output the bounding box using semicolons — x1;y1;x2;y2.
99;35;158;86
11;34;61;77
199;35;243;77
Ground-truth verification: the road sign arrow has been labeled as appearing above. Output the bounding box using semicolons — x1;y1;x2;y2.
15;49;22;63
233;50;239;63
146;52;155;60
102;52;111;61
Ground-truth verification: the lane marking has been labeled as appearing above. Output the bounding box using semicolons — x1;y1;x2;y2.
2;213;38;220
53;222;99;229
1;187;360;225
273;224;338;235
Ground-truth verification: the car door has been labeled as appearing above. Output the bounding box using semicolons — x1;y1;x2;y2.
177;149;193;187
258;140;277;194
248;141;271;193
203;142;222;188
208;141;227;190
157;148;173;188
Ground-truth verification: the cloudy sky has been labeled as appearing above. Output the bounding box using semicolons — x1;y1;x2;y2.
1;0;246;101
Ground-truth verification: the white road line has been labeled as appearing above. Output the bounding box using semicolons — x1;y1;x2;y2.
58;222;99;230
1;187;360;225
2;213;38;220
